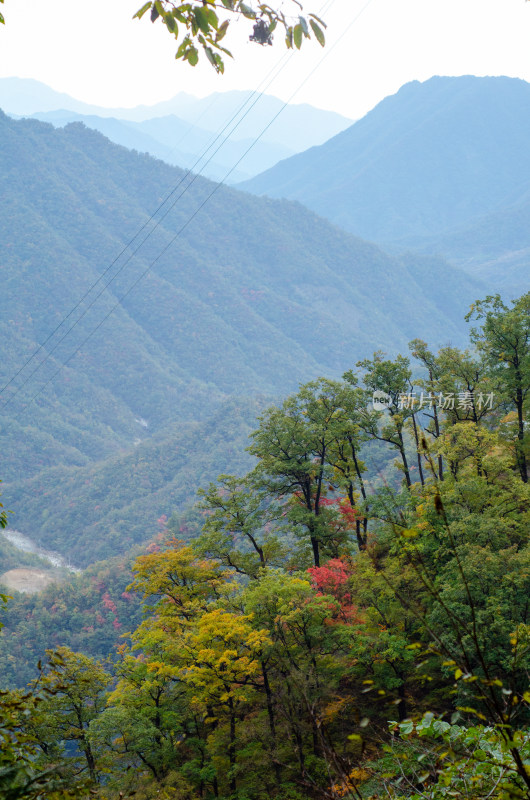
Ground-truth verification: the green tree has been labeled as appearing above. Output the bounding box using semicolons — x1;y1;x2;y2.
348;352;416;487
467;292;530;483
372;713;530;800
25;647;111;785
0;690;82;800
359;427;530;795
241;568;357;795
249;378;362;566
0;498;81;800
90;650;190;792
196;474;288;578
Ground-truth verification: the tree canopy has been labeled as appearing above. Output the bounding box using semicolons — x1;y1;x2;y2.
3;292;529;800
134;0;326;72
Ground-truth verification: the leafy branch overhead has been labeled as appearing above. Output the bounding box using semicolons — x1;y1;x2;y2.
134;0;326;72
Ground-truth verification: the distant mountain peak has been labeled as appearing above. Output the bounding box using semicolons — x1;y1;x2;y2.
0;76;354;182
240;74;530;296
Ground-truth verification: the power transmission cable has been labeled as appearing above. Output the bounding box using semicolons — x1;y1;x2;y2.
0;47;293;404
0;53;306;415
0;1;338;413
10;0;368;416
6;0;369;417
0;0;337;409
0;66;292;413
0;0;338;409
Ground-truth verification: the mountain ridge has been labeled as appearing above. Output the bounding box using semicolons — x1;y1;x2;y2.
240;75;530;295
1;110;484;564
0;76;353;149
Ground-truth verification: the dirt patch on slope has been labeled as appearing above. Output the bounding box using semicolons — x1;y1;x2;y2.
0;568;57;594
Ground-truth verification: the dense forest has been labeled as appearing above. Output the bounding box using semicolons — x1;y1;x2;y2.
1;291;528;800
0;110;483;564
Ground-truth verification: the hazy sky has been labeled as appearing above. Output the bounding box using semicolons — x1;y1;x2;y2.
0;0;529;119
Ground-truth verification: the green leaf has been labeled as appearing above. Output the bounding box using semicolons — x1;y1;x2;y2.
204;46;217;68
187;46;199;66
216;18;229;41
399;719;414;735
175;37;190;58
205;7;219;29
133;1;152;20
299;16;309;36
309;19;325;47
293;23;303;49
309;12;327;28
240;3;256;19
454;668;463;680
194;6;210;34
164;14;176;32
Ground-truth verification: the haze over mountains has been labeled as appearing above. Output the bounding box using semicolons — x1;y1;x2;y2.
25;110;292;184
242;75;530;296
0;77;354;182
0;110;482;564
4;72;528;570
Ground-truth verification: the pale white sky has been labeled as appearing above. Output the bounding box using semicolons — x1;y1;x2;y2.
0;0;529;119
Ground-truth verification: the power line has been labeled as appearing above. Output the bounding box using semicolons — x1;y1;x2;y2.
7;0;366;416
1;0;340;412
0;70;292;413
5;0;369;417
0;40;296;405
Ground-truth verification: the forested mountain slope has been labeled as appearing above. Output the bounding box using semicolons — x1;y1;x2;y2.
1;291;528;798
404;196;530;296
0;111;482;563
5;398;262;566
241;75;530;294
